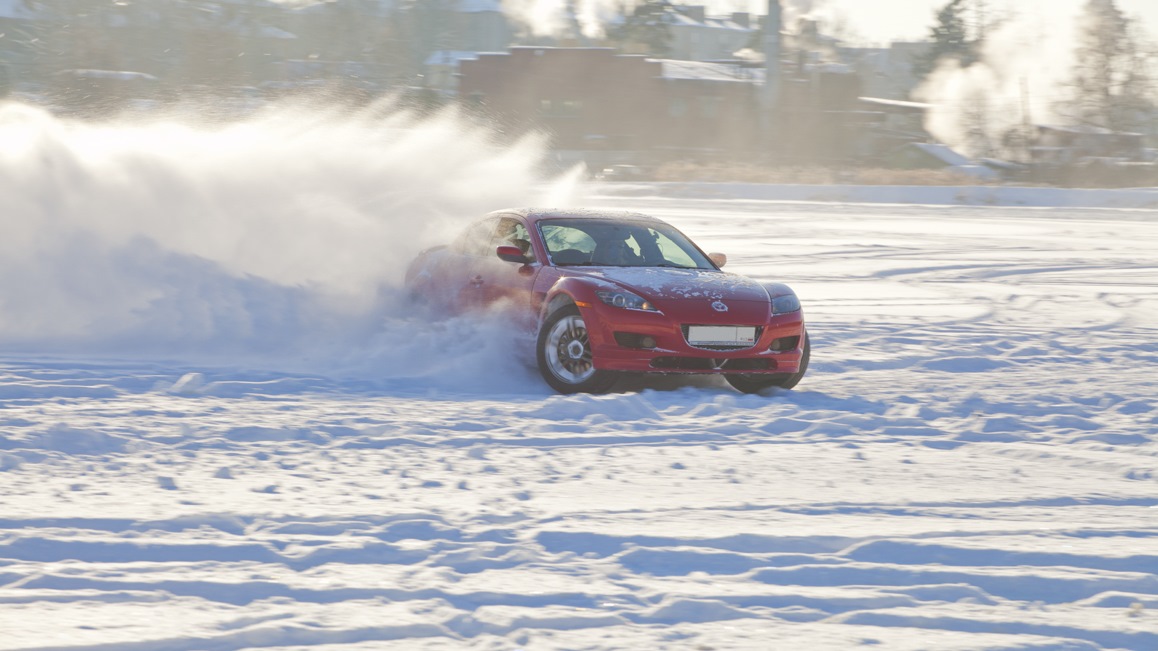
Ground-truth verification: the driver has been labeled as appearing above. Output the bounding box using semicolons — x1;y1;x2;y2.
595;235;642;266
496;221;534;258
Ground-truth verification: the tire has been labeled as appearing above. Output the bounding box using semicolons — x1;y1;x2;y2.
404;262;434;306
536;304;617;394
725;333;810;394
406;278;428;305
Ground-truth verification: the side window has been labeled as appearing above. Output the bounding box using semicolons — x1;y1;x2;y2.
492;217;535;262
455;218;499;257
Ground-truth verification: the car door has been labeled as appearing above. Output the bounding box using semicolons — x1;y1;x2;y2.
474;215;541;313
439;216;500;310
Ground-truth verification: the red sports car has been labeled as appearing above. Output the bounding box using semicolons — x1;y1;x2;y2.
405;209;809;394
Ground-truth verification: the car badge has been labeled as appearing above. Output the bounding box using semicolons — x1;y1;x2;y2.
711;300;729;313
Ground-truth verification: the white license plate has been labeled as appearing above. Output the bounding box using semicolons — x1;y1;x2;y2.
687;326;757;346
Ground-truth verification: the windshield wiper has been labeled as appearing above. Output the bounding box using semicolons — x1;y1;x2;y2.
651;263;697;269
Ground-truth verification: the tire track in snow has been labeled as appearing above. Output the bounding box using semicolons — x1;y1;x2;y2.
1;201;1157;649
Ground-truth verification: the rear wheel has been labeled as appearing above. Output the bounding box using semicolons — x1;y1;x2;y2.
726;333;810;394
537;305;617;394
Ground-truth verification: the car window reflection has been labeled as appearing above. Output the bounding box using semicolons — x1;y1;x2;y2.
539;219;714;269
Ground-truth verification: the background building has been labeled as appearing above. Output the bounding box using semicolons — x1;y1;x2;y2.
459;47;760;168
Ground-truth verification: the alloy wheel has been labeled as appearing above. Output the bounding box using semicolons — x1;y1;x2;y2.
544;315;595;384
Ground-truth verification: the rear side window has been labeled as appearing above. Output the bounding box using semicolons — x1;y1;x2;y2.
492;217;536;262
455;218;499;256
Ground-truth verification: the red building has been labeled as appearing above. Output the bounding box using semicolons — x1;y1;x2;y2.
459;47;760;160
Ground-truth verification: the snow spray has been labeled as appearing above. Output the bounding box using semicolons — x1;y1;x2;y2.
0;99;580;386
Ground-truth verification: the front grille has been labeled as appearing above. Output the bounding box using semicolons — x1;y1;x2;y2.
681;325;763;351
652;357;715;370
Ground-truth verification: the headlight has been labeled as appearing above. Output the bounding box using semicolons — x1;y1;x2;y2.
595;290;659;312
772;294;801;314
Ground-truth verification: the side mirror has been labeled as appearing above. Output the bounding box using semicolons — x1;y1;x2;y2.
708;252;727;268
496;245;530;264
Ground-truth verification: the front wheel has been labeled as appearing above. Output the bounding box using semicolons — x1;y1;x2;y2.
537;305;617;394
726;333;810;394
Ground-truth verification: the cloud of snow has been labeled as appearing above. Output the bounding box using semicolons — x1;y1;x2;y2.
914;3;1082;158
782;0;830;30
0;100;577;385
501;0;768;39
500;0;620;39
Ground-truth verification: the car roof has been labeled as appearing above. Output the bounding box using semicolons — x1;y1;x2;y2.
495;208;662;224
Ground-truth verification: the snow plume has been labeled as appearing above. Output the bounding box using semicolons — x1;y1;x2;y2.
782;0;829;31
501;1;768;39
914;4;1081;158
501;0;621;39
0;101;575;380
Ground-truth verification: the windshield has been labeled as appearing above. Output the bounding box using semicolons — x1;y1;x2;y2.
538;219;715;269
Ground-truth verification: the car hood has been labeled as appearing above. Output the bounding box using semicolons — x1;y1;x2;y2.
565;267;770;302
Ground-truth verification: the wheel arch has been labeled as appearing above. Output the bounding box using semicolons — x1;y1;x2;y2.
542;292;577;321
538;276;608;323
535;296;618;394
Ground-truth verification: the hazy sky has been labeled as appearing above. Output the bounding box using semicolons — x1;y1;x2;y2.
707;0;1158;45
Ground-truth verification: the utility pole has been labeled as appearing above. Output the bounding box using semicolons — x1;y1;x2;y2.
762;0;782;151
1020;75;1032;163
763;0;781;108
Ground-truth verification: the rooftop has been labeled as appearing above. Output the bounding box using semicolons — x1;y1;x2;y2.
508;209;661;223
655;59;763;83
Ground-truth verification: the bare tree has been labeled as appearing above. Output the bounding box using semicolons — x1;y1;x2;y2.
961;87;997;157
393;0;458;74
1061;0;1156;133
607;0;674;57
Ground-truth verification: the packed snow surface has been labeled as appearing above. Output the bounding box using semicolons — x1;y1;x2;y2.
1;105;1156;650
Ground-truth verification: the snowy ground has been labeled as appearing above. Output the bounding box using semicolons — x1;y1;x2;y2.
2;187;1156;650
602;182;1158;209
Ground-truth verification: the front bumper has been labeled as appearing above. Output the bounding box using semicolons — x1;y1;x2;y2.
579;302;806;375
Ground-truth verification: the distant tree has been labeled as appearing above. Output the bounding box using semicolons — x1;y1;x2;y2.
1060;0;1156;133
608;0;674;58
916;0;978;78
379;9;419;82
393;0;458;77
972;0;991;41
961;88;996;157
